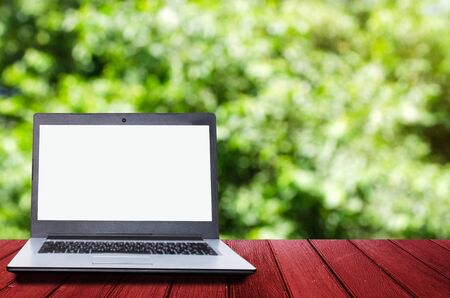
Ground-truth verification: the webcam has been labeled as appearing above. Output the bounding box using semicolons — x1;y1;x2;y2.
122;118;126;123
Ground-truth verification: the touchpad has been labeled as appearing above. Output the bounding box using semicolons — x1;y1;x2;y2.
92;256;153;265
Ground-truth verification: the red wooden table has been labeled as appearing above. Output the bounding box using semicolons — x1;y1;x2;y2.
0;240;449;297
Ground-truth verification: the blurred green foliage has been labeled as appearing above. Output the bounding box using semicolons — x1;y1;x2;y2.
0;0;449;239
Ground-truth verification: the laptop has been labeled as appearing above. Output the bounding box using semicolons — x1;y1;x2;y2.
7;113;256;274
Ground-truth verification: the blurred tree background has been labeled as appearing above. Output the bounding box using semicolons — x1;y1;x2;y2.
0;0;449;239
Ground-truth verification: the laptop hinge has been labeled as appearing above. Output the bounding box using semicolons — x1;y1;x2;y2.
47;234;203;241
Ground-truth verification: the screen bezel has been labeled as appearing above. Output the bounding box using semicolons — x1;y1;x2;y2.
30;113;219;239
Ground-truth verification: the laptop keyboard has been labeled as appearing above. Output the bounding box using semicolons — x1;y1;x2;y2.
38;241;218;255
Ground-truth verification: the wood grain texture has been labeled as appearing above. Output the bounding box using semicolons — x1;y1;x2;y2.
1;240;449;297
0;241;26;291
49;273;121;297
169;276;227;298
392;240;450;278
311;240;409;297
431;240;450;251
0;272;69;297
0;254;21;292
352;240;450;297
225;240;289;298
0;240;26;260
108;275;170;297
270;240;348;297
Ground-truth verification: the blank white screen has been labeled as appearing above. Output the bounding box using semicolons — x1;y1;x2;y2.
37;125;212;221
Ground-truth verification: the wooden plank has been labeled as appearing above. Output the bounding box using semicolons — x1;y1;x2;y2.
0;272;70;297
108;274;170;297
270;240;348;297
0;240;26;260
169;275;227;298
0;240;9;253
0;254;19;291
0;241;27;291
352;240;450;297
431;240;450;251
0;254;24;290
49;273;122;297
0;241;69;297
226;240;289;298
311;240;409;297
392;240;450;278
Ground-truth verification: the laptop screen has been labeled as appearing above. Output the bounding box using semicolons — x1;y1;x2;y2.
37;125;212;222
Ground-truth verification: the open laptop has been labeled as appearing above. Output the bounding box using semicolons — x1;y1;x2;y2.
7;113;255;274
